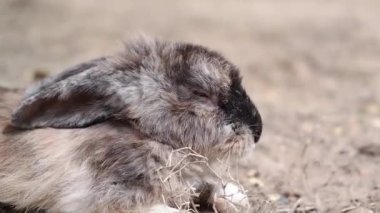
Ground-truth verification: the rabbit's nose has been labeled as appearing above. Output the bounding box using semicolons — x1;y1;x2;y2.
254;128;262;143
219;86;263;143
251;110;262;143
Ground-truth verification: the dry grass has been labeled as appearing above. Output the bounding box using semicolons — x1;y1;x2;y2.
156;147;251;212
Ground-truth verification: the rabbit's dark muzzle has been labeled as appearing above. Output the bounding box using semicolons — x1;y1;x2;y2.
219;82;262;143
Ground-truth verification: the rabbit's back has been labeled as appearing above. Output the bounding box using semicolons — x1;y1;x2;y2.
0;89;115;212
0;107;177;212
0;87;21;127
0;109;94;211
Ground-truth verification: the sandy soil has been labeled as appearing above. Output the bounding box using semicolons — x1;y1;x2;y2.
0;0;379;212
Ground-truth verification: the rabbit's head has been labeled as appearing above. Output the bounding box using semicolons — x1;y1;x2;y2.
11;37;262;158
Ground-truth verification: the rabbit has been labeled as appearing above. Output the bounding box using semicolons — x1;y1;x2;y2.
0;37;262;213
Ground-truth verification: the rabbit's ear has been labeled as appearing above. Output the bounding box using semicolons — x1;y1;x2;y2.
11;58;124;129
25;57;107;98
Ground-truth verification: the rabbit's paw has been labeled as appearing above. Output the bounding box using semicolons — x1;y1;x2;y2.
213;183;249;213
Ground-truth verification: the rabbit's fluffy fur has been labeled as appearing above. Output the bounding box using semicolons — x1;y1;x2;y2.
0;37;262;212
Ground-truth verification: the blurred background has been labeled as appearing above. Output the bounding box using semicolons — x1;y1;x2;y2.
0;0;379;212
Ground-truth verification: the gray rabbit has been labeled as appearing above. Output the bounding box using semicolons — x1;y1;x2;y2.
0;37;262;213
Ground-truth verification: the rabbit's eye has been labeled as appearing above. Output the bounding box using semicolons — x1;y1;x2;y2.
192;90;209;99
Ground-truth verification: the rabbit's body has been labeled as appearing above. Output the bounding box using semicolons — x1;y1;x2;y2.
0;37;262;212
0;103;194;212
0;89;213;212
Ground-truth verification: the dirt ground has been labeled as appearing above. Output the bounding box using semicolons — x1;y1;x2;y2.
0;0;379;212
